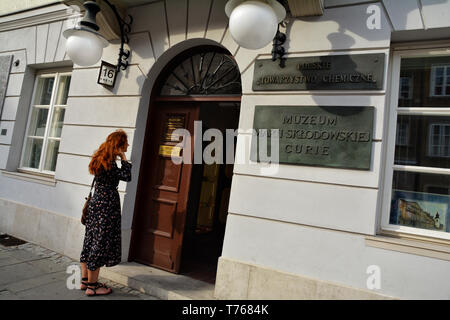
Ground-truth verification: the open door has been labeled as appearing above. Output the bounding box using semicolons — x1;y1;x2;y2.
130;102;199;273
129;46;242;276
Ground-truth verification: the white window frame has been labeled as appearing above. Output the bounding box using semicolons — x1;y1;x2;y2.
19;70;71;176
381;47;450;241
430;64;450;97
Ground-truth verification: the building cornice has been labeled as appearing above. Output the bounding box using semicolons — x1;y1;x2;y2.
0;4;79;33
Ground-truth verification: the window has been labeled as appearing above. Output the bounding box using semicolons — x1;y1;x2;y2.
430;65;450;97
382;50;450;240
399;76;412;100
395;122;409;146
20;71;71;174
428;124;450;158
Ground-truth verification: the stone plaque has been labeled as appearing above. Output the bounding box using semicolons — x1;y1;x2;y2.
252;106;374;170
253;53;384;91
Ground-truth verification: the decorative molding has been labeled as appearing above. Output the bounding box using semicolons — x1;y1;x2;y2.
287;0;324;17
1;170;56;186
0;4;78;32
366;235;450;261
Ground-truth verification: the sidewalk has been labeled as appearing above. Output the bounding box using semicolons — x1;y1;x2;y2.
0;236;159;300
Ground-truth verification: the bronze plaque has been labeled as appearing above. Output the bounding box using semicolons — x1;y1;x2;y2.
163;115;185;142
252;106;374;170
253;53;385;91
159;145;182;157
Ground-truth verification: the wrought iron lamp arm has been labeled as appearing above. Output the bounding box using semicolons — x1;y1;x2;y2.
101;0;133;71
272;23;287;68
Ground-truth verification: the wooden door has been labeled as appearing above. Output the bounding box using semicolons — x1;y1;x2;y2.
130;102;199;273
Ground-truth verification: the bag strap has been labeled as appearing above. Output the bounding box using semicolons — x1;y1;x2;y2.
88;177;96;196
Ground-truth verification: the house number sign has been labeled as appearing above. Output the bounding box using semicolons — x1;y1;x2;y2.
97;61;117;87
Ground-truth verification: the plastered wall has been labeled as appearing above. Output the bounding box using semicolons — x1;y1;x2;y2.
0;0;449;299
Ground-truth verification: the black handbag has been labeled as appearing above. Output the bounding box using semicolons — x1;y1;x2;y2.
81;177;95;225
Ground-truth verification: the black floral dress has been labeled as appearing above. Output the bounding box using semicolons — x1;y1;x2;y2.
80;160;132;271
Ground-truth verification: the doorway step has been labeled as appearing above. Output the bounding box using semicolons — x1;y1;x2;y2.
100;262;216;300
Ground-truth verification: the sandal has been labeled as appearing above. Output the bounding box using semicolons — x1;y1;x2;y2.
80;277;88;291
86;282;113;296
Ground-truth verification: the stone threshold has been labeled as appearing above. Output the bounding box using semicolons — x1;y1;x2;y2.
100;262;216;300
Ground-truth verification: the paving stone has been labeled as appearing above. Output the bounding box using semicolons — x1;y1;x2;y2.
27;258;69;273
77;294;109;300
137;293;160;300
0;262;47;286
6;249;43;263
129;289;140;294
5;271;67;293
0;243;159;300
60;257;73;263
16;280;84;300
120;287;133;293
104;292;143;300
0;255;23;267
0;251;12;259
0;290;21;300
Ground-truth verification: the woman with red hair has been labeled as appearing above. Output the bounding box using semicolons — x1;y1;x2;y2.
80;129;132;296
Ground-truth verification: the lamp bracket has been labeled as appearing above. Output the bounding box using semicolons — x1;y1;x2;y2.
102;0;133;72
80;1;101;31
272;24;287;68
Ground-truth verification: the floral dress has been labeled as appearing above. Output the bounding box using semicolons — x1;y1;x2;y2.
80;160;132;271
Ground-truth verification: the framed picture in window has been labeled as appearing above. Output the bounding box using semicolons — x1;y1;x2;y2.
390;190;450;233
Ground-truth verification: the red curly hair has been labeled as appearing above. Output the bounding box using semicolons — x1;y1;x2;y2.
89;129;128;175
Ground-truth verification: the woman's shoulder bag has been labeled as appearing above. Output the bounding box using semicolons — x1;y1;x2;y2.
81;177;96;225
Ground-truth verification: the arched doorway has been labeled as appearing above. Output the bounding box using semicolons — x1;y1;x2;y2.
129;45;241;282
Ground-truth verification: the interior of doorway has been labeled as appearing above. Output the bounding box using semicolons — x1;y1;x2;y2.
179;101;240;284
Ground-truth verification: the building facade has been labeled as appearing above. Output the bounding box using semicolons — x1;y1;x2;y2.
0;0;449;299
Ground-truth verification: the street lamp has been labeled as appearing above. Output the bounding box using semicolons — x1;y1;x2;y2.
63;0;132;71
225;0;286;50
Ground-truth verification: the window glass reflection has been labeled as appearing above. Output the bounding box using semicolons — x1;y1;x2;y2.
394;115;450;169
34;77;54;105
399;56;450;108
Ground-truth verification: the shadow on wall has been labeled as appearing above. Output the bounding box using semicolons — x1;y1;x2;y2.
303;0;448;174
306;30;379;172
285;0;448;51
287;2;389;51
